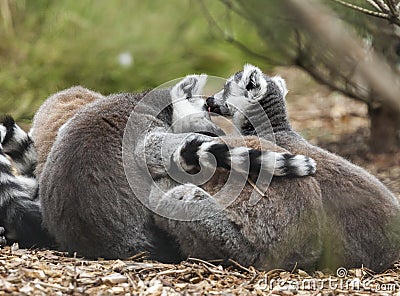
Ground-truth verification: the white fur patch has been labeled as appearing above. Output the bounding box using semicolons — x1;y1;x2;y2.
263;152;284;175
170;74;208;102
12;125;27;145
0;125;6;143
0;172;16;184
16;175;38;197
171;74;209;132
271;76;289;97
290;155;316;176
229;147;250;174
0;153;11;166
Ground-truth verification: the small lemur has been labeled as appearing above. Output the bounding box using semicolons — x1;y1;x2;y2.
0;75;318;268
207;64;400;272
0;118;52;247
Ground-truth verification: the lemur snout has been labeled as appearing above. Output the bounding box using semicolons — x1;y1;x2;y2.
206;97;230;116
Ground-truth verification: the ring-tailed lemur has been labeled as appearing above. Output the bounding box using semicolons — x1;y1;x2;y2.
36;75;320;267
0;75;321;269
207;64;400;272
0;117;52;247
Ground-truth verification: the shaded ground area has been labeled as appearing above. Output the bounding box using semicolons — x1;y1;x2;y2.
1;245;400;295
0;67;399;295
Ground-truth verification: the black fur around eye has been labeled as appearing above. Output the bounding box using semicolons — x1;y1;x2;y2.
246;80;256;91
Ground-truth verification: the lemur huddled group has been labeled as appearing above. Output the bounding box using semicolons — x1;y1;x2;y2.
0;64;399;272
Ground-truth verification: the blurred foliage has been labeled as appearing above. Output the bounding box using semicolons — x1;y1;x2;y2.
209;0;400;102
1;0;399;124
0;0;263;122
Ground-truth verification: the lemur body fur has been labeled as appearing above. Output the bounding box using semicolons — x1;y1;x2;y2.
207;64;400;272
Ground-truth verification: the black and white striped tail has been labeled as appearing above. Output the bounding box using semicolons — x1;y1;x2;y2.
0;115;37;177
173;136;316;177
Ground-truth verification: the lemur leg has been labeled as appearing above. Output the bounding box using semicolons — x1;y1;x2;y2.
153;184;262;265
0;116;37;177
0;127;52;247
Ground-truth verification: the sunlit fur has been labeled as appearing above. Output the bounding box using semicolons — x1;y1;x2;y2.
31;86;105;177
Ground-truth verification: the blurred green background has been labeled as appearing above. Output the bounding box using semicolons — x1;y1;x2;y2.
0;0;265;122
1;0;399;129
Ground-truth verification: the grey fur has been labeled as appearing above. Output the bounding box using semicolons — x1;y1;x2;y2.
155;136;324;270
38;75;322;270
208;64;400;272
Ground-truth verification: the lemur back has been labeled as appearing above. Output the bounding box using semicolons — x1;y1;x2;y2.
36;76;322;269
31;86;104;177
1;76;321;269
208;64;400;272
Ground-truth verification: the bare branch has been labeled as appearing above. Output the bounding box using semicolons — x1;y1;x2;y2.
386;0;399;16
372;0;390;12
330;0;389;18
365;0;384;11
330;0;400;26
283;0;400;113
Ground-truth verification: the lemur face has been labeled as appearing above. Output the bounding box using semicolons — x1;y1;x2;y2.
206;64;288;116
170;74;224;136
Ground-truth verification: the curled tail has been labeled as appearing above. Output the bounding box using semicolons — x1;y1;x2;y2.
0;115;37;177
174;135;316;177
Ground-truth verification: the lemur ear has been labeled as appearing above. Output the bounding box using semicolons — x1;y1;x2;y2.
171;74;208;101
271;76;288;97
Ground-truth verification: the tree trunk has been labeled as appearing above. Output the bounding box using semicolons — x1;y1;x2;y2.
368;103;400;153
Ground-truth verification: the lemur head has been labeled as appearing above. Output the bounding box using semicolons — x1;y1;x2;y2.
170;74;208;113
170;74;224;136
206;64;288;117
